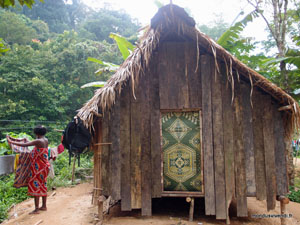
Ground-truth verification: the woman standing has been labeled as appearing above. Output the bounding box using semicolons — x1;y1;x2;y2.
7;125;50;214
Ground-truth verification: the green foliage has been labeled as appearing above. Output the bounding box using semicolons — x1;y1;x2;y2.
0;38;9;55
81;81;106;89
217;10;258;50
288;186;300;203
0;0;43;8
109;32;134;60
19;0;74;33
0;11;37;45
87;56;119;75
83;33;134;88
30;19;50;42
154;0;164;9
261;36;300;98
0;174;29;222
0;132;34;156
198;16;229;41
0;29;107;139
78;8;140;43
0;6;136;140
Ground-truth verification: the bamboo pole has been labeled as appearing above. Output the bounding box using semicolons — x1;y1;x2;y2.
94;143;112;146
95;121;104;221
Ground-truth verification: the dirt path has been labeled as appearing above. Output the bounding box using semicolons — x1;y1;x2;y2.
2;182;300;225
2;182;97;225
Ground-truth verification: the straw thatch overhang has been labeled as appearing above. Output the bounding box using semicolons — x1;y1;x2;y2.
77;4;300;135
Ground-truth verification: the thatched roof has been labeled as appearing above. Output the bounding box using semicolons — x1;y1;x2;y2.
77;4;300;135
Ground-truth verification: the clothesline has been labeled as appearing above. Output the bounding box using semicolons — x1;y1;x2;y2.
0;126;64;131
0;120;63;124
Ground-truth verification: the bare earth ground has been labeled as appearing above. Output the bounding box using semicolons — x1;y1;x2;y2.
2;161;300;225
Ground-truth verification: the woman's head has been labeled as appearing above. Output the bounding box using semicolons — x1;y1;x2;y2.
33;125;47;136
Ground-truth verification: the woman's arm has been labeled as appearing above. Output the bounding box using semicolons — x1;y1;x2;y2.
8;139;39;147
7;136;27;142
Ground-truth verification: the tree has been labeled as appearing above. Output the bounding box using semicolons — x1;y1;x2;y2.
247;0;290;91
30;19;50;42
0;0;43;8
198;16;229;41
0;11;36;45
0;38;9;55
21;0;71;33
78;8;140;42
0;30;108;127
82;33;134;88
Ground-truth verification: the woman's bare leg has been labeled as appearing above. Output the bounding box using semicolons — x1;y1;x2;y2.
39;196;47;211
29;197;40;214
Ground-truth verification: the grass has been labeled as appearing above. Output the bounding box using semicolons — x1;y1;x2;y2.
288;158;300;203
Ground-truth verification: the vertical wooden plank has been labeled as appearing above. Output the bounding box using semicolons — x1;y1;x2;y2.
212;65;226;220
240;82;256;196
221;65;234;220
233;83;248;217
252;89;266;200
166;43;180;109
94;121;104;219
141;69;152;216
151;52;162;198
176;43;189;109
110;98;121;201
130;81;142;209
273;105;288;195
158;43;169;109
185;42;201;108
120;83;132;211
263;95;277;211
101;114;110;196
159;42;189;109
201;54;215;216
93;120;102;204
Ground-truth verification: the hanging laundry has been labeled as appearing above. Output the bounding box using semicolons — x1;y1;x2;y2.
8;137;32;188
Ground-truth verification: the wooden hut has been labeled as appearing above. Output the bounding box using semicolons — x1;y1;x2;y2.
77;4;300;222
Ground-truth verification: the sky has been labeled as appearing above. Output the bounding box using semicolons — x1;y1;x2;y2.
83;0;268;42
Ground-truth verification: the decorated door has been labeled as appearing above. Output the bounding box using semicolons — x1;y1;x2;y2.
162;111;203;192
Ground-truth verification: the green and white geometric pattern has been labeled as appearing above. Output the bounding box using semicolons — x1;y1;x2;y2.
162;111;202;192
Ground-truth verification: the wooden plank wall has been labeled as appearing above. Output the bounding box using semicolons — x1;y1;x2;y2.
140;65;152;216
240;82;256;196
252;88;267;201
201;55;215;216
150;51;162;198
233;80;248;217
101;113;111;196
273;104;288;195
130;80;142;209
93;120;102;204
211;64;226;219
97;40;289;219
158;42;201;109
120;83;132;211
262;95;277;211
110;98;121;200
220;64;235;220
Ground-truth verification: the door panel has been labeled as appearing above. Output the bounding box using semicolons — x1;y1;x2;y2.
162;111;203;192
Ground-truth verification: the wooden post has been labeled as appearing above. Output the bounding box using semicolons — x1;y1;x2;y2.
277;195;289;225
226;216;230;225
97;122;104;220
98;195;104;221
186;197;194;222
71;154;76;184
